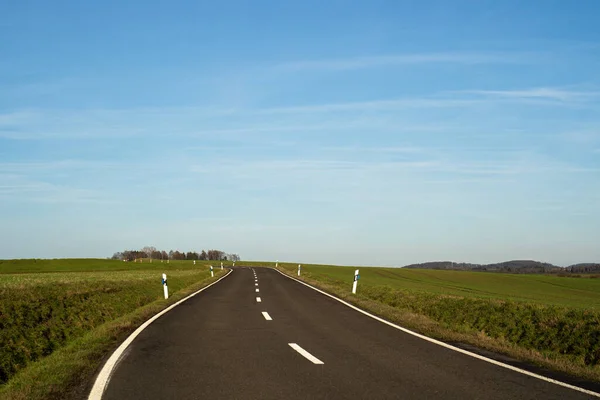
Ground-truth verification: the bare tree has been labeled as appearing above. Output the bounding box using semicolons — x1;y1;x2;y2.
141;246;157;259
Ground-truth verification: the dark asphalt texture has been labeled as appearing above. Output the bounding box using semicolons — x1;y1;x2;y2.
101;267;595;399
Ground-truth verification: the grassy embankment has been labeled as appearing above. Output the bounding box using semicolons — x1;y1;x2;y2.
0;258;229;400
250;261;600;382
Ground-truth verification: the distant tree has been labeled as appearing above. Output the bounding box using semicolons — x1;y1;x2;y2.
122;250;134;261
110;247;238;263
142;246;157;259
207;250;225;261
151;250;162;259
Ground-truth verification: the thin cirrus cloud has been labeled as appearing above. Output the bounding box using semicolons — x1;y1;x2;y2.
255;97;479;115
461;87;600;102
0;101;470;140
0;160;127;173
559;129;600;144
0;178;115;204
2;86;596;141
186;150;582;181
273;51;543;72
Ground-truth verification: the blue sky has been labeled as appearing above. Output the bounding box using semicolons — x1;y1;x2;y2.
1;1;599;266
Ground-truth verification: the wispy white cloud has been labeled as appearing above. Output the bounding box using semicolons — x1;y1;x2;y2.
560;129;600;144
274;52;540;72
0;176;118;204
0;106;239;140
190;158;438;174
0;102;464;140
0;110;38;126
1;86;598;142
257;97;477;115
318;145;424;154
0;160;125;173
0;78;81;97
188;148;598;189
209;223;344;233
462;87;600;102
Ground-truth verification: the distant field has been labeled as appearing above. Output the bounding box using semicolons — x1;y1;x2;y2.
244;261;600;309
0;258;225;274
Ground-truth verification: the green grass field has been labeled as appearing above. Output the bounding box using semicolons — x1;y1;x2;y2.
263;262;600;309
267;261;600;382
3;258;600;398
0;258;227;400
7;259;599;309
0;258;226;274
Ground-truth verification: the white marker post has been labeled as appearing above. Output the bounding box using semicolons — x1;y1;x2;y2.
162;273;169;299
276;260;278;268
298;264;301;276
352;269;359;294
193;260;196;265
233;262;235;267
210;265;214;277
221;262;223;270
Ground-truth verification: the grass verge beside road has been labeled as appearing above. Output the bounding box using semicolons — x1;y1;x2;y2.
0;260;227;400
269;262;600;383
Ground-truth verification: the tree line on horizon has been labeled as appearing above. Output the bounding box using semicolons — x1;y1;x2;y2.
403;260;600;274
111;246;240;262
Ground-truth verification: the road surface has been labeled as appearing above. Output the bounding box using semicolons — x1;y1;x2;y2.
99;267;597;399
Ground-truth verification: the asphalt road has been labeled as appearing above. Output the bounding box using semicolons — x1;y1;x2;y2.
100;267;596;399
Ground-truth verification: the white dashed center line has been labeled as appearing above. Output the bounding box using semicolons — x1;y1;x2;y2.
256;297;261;302
256;288;260;292
262;312;272;321
288;343;324;365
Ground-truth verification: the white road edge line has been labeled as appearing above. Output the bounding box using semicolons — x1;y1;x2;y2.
273;268;600;398
256;297;262;302
88;269;233;400
289;343;324;365
262;311;273;321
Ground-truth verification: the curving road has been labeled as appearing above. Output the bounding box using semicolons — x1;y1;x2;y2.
98;267;598;399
